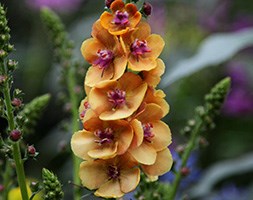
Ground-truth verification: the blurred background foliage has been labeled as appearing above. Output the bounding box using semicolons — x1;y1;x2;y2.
1;0;253;199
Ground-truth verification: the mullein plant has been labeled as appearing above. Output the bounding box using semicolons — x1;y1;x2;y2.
71;0;173;198
0;3;63;200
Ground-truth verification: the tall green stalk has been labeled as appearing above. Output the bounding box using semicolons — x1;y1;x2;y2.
2;76;29;200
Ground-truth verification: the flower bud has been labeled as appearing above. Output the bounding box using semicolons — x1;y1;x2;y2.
0;75;7;85
180;167;190;177
11;98;22;107
105;0;115;8
9;130;22;142
7;59;17;71
27;145;36;156
142;2;152;17
0;49;7;58
30;181;40;193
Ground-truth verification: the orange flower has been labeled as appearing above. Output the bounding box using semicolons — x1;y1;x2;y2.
81;20;127;87
120;21;165;71
128;103;172;165
71;117;133;160
142;148;173;179
79;154;140;198
88;72;147;120
100;0;141;35
143;87;170;117
142;58;165;87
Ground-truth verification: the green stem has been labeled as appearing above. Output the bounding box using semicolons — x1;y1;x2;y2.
67;66;81;200
168;120;203;200
2;161;12;200
2;72;29;200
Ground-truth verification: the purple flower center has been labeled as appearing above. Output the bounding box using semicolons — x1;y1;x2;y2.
94;128;114;145
107;88;126;108
93;49;114;69
142;123;154;143
113;10;129;26
130;39;151;60
108;165;120;180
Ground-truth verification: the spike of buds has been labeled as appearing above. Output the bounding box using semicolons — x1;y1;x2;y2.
9;130;22;142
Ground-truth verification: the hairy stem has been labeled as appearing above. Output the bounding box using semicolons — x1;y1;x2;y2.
2;65;29;200
168;120;203;200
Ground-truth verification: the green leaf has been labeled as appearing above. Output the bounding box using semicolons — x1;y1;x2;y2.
161;28;253;87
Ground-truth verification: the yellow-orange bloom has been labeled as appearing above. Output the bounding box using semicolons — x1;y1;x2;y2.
71;117;133;160
100;0;141;35
143;87;170;118
128;103;172;165
142;148;173;179
81;21;127;87
120;21;165;71
88;72;147;120
79;154;140;198
142;58;165;87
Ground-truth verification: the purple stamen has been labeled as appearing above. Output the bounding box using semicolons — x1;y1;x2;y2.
93;49;114;69
94;128;114;145
142;123;154;143
108;165;120;180
130;39;151;60
113;10;129;26
80;101;90;119
107;88;126;108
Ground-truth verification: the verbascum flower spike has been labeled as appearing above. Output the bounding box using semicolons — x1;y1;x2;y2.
0;4;14;59
42;168;64;200
71;0;173;198
40;8;73;63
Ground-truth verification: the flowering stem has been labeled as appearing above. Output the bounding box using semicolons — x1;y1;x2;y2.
67;66;81;200
2;79;29;200
168;120;203;200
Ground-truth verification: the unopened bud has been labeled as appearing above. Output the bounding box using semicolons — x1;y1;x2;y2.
142;2;152;17
7;59;17;70
0;75;7;84
176;145;185;155
0;49;7;58
180;167;190;177
30;181;40;193
105;0;115;8
11;98;22;107
9;130;22;142
28;145;36;156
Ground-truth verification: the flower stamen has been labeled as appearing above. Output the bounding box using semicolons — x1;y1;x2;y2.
142;123;154;143
107;88;126;109
108;165;120;180
93;49;114;75
94;128;114;145
113;10;129;26
130;39;151;61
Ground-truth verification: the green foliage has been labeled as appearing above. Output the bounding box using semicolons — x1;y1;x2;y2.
19;94;51;135
135;174;171;200
42;168;64;200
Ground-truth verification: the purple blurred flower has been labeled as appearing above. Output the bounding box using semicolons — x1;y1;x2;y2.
222;62;253;116
159;150;201;190
26;0;83;12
